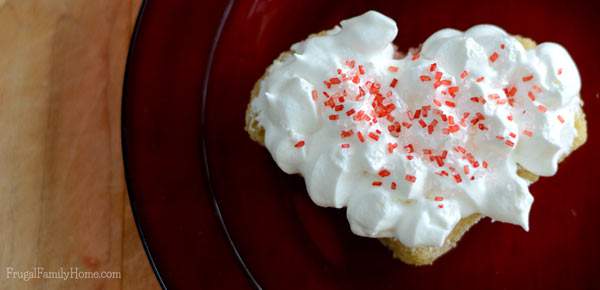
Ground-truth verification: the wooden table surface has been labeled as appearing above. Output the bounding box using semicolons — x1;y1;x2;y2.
0;1;161;289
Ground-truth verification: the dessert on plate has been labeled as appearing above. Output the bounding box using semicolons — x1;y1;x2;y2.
245;10;587;265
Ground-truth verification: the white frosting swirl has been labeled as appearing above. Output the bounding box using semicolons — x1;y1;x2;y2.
250;11;582;247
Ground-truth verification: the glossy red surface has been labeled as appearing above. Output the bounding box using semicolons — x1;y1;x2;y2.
123;0;600;289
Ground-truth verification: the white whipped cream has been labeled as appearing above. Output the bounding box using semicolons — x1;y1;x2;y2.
250;11;582;247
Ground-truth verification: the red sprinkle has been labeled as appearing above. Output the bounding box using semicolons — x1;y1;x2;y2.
390;78;398;88
558;68;563;75
388;66;399;72
354;110;365;121
405;175;416;183
447;125;460;133
378;169;391;177
372;181;382;187
427;119;438;134
461;112;471;125
438;204;444;209
345;108;356;116
388;142;398;153
420;75;432;82
358;65;366;75
324;97;335;108
528;91;536;101
505;140;515;147
422;105;431;116
537;105;547;113
340;130;353;138
522;75;534;82
476;76;485;82
460;70;469;79
329;77;341;85
506;86;517;97
557;115;565;123
523;130;533;137
329;114;339;120
434;196;444;202
294;141;305;148
483;161;489;168
391;182;397;190
430;63;437;72
341;143;350;148
434;156;444;167
453;174;462;183
489;52;499;63
445;101;456;108
448;115;455;125
368;132;379;141
448;86;459;97
455;145;466;154
311;90;319;101
413;109;422;119
357;132;365;143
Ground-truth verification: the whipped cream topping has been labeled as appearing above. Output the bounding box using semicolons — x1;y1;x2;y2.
250;11;582;247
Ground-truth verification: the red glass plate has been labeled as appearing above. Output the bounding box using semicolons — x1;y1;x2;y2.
123;0;600;289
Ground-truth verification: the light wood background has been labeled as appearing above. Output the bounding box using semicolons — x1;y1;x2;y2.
0;1;161;289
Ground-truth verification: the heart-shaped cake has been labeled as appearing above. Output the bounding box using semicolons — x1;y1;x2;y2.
245;10;587;265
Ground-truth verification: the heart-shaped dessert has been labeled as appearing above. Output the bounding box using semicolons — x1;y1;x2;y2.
245;10;587;265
